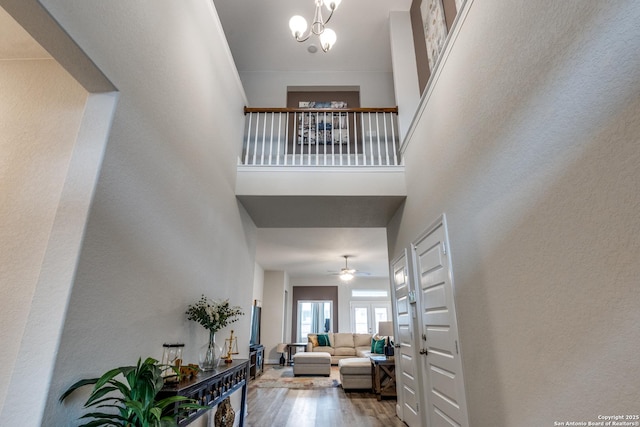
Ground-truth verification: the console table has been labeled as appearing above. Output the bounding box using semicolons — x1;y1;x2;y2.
370;355;396;400
158;359;249;426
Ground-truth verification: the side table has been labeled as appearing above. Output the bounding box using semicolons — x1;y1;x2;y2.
369;355;396;400
286;342;307;365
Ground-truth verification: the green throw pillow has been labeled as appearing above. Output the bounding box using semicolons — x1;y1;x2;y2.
317;334;330;347
373;338;385;354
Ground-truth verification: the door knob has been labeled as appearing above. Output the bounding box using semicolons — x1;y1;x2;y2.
394;343;401;348
419;348;428;355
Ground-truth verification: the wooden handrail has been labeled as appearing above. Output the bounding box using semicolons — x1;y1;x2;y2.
244;106;398;115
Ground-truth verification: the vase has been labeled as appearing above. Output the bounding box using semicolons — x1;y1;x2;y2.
214;397;235;427
199;330;222;371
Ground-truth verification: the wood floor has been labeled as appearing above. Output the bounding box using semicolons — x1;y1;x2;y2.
246;367;406;427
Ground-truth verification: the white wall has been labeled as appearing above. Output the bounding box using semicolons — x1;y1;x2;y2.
0;58;88;417
32;0;255;425
389;11;420;142
253;262;265;304
289;277;392;333
389;1;640;425
262;270;289;363
240;70;396;107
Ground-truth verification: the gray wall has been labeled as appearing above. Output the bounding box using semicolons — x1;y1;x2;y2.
29;1;256;425
389;1;640;425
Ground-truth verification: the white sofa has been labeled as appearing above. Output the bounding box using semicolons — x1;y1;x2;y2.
306;332;373;365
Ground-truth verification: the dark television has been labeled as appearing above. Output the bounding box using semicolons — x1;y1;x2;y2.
249;305;261;348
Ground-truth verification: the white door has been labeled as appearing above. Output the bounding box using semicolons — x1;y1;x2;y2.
350;302;391;334
390;251;421;427
412;216;469;427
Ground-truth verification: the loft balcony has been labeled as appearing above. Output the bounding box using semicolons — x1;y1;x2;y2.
236;107;406;228
240;107;402;167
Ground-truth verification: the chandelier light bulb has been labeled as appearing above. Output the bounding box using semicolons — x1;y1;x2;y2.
323;0;342;12
319;28;337;52
289;0;339;52
289;15;308;39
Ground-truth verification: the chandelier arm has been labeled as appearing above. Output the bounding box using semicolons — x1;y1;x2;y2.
290;0;338;52
294;31;313;43
323;9;336;26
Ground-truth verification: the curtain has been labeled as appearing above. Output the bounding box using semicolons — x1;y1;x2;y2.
311;303;320;333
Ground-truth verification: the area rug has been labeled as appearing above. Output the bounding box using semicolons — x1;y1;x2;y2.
253;366;341;389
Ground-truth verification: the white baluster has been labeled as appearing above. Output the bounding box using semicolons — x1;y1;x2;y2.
345;112;350;166
376;112;381;166
245;112;253;165
368;112;374;166
276;112;282;166
284;112;290;166
391;113;398;166
260;113;267;165
252;113;260;165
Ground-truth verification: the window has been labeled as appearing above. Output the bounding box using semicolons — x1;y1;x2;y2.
350;302;391;334
351;289;388;298
297;300;332;342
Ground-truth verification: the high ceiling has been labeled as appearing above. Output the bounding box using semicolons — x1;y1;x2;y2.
213;0;411;73
256;228;390;281
1;1;401;283
212;0;408;281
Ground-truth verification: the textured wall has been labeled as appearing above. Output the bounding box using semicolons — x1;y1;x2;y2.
0;59;87;414
36;0;255;425
390;1;640;425
262;270;287;363
240;70;396;107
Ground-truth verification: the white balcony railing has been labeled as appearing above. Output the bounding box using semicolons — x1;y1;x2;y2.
241;107;401;167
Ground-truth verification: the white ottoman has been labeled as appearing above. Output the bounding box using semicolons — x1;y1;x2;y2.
338;357;372;390
293;351;331;376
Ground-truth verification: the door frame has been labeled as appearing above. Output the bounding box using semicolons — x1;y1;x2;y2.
389;248;422;426
410;213;470;427
349;301;392;334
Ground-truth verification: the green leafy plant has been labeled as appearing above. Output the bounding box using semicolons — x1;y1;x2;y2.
185;295;243;333
60;357;204;427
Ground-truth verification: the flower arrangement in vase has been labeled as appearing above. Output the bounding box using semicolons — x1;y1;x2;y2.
186;295;243;371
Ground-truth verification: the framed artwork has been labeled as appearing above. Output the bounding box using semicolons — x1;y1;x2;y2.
421;0;448;71
297;101;349;145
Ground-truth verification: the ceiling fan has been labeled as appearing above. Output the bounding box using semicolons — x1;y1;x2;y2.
330;255;370;282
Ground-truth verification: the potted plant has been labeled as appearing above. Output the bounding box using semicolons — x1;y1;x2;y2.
59;357;204;427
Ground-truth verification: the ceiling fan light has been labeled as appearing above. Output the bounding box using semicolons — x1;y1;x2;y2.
340;271;354;282
289;15;308;39
319;28;336;51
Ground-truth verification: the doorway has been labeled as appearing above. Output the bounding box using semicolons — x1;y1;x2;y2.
350;302;391;334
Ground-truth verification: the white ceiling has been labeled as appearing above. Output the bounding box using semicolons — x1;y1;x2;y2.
214;0;409;281
256;228;390;280
213;0;411;73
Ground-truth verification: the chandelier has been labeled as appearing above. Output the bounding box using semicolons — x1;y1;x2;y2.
289;0;342;53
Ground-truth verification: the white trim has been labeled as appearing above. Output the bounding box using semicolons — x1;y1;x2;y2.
207;0;248;106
